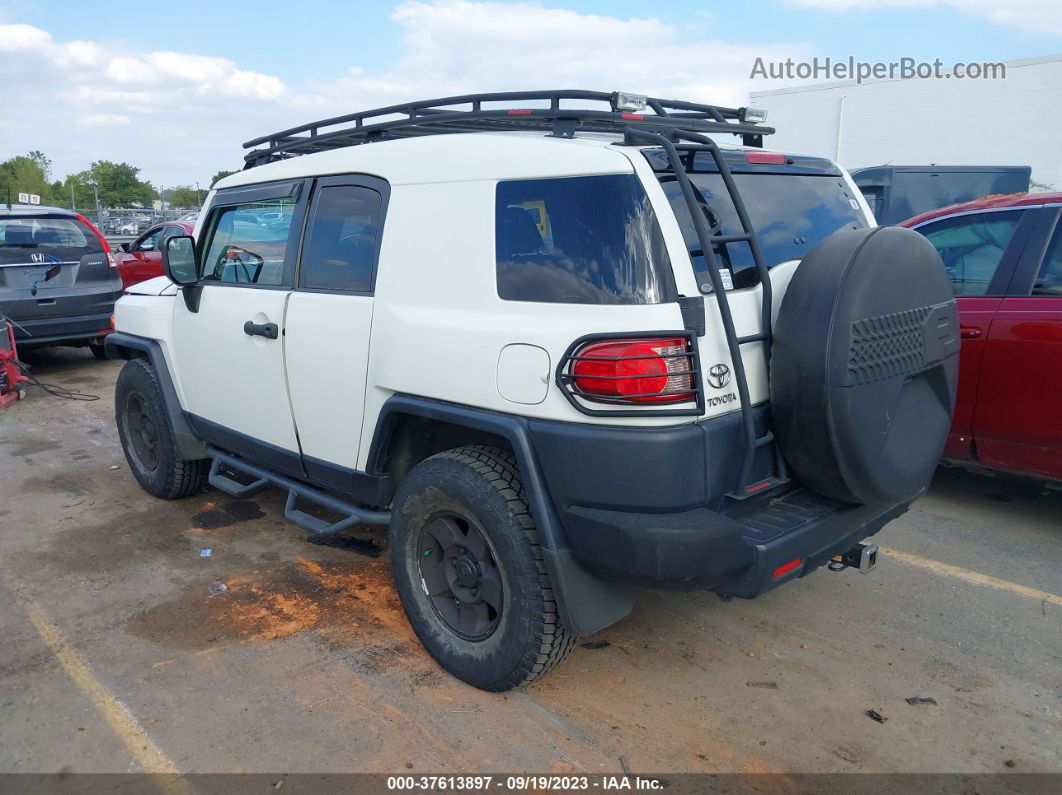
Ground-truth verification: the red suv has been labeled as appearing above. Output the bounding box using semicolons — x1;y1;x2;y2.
902;193;1062;483
113;221;195;288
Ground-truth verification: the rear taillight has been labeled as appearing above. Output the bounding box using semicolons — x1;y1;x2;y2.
76;213;116;267
568;336;696;405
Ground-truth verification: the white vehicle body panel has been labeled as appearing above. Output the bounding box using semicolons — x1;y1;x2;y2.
170;285;300;453
113;130;873;477
284;292;374;469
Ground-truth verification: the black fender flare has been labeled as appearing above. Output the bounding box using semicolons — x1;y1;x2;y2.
105;332;208;461
367;395;633;636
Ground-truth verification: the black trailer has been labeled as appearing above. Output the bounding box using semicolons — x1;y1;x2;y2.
852;164;1031;225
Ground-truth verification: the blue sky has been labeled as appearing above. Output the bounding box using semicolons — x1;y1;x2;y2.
24;0;1059;77
1;0;1059;187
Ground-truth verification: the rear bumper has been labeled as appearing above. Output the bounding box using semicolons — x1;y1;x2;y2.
562;493;905;595
528;412;909;595
12;311;115;346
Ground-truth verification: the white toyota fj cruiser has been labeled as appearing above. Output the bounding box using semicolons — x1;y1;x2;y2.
109;91;959;691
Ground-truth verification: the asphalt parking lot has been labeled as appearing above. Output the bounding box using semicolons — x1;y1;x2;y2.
1;348;1059;777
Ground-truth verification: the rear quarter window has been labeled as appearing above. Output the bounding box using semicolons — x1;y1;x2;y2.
495;174;677;305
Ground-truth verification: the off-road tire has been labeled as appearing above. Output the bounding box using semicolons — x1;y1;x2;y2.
115;358;208;499
389;445;574;691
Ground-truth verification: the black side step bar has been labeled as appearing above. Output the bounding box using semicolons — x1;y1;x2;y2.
207;447;391;534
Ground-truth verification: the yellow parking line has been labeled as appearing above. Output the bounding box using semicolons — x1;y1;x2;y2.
879;546;1062;607
3;568;183;780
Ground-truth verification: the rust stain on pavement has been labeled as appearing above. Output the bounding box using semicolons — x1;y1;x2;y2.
126;556;424;665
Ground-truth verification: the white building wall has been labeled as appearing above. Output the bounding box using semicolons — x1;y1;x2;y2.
750;54;1062;191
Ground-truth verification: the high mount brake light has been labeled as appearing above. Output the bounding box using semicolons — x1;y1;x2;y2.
569;337;695;405
745;152;786;165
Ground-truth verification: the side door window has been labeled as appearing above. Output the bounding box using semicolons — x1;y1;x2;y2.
918;210;1024;296
200;195;297;286
1033;226;1062;296
299;185;383;292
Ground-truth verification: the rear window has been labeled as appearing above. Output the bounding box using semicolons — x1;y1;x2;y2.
660;171;868;290
0;216;103;265
496;174;677;304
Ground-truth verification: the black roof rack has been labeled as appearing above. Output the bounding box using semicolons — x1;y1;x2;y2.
242;89;774;168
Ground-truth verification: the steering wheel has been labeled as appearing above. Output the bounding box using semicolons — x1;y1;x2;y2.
215;245;264;283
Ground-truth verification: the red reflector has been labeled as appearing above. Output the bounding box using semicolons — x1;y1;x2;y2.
745;479;772;494
507;109;533;116
621;113;644;120
772;559;803;580
570;337;694;405
745;152;786;165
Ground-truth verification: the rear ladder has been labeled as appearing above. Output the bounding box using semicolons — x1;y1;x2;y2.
624;127;786;497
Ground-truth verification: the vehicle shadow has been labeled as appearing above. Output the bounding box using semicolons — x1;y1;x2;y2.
926;464;1062;531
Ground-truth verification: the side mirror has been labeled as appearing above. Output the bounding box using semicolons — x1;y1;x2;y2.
118;242;130;253
162;235;198;286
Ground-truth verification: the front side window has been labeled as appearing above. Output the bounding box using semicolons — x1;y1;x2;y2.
1034;225;1062;297
200;197;296;286
299;186;382;292
918;210;1022;297
495;174;676;305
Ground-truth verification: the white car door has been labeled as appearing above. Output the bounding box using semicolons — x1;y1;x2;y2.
169;180;307;476
284;175;385;494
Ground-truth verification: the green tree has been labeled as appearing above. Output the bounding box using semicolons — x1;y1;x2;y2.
69;161;155;208
163;185;203;209
0;152;55;205
210;169;237;187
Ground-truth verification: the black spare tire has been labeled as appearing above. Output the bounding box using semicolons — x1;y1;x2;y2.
771;226;959;506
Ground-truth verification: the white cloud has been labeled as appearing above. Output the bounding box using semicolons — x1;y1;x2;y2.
786;0;1062;37
0;23;287;99
0;22;50;50
0;3;810;187
296;0;806;114
80;113;131;127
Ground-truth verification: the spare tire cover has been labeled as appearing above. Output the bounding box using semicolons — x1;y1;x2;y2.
771;226;959;506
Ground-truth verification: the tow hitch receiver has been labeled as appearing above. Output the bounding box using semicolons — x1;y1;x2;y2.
828;542;878;574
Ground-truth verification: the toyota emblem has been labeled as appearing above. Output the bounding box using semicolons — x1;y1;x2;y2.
707;363;731;389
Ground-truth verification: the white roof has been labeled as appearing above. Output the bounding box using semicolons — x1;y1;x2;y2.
216;132;645;189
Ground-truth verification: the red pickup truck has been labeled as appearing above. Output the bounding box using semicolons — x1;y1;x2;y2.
902;193;1062;484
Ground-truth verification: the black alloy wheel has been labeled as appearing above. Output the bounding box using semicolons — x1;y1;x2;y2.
418;512;503;641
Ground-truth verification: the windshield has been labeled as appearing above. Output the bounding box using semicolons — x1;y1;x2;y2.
0;216;103;266
659;171;869;290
